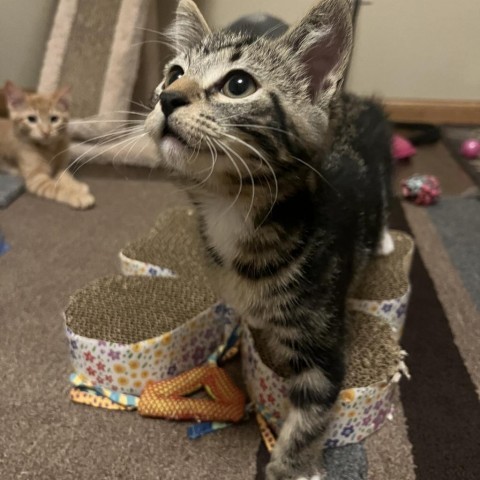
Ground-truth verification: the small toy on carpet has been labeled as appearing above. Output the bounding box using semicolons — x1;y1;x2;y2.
401;174;441;206
69;323;246;439
460;139;480;160
392;134;416;161
0;230;10;256
138;364;245;422
0;173;24;208
69;373;138;411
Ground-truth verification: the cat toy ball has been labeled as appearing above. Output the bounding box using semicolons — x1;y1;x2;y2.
401;174;441;206
460;139;480;159
392;134;416;161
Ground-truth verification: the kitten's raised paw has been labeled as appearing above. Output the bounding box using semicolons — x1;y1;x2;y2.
266;461;324;480
68;192;95;210
376;229;395;256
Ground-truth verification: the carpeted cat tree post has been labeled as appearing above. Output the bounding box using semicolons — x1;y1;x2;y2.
38;0;160;168
64;207;413;479
38;0;363;170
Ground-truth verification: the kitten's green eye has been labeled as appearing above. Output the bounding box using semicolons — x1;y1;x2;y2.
165;66;184;87
27;115;37;123
222;71;257;99
50;115;60;123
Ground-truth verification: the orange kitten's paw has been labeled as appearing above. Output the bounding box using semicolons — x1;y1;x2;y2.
68;192;95;210
75;182;91;195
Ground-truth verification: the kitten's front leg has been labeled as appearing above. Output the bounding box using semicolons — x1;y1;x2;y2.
376;227;394;256
52;146;93;197
19;154;95;209
54;170;92;196
26;172;94;209
266;325;344;480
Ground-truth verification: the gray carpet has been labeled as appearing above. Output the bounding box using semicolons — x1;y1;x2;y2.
428;197;480;309
325;445;368;480
442;126;480;188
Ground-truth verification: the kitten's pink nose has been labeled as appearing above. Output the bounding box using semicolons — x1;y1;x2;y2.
42;130;51;138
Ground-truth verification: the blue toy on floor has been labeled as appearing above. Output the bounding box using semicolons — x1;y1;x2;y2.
0;173;24;208
0;230;10;256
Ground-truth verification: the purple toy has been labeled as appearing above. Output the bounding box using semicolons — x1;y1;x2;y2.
460;139;480;159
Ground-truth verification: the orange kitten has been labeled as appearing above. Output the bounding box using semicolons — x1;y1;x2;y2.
0;81;94;209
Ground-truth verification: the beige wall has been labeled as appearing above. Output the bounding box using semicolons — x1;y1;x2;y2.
0;0;57;89
347;0;480;100
203;0;480;101
199;0;313;27
1;0;479;101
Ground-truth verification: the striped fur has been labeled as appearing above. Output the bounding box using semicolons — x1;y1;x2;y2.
145;1;392;479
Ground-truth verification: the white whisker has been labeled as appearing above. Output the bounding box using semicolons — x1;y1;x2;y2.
135;26;172;38
71;131;146;176
222;123;302;142
219;131;279;227
115;132;148;167
129;99;151;112
70;119;144;125
131;39;174;49
197;137;217;187
52;126;144;172
216;136;255;223
292;155;339;195
212;138;244;217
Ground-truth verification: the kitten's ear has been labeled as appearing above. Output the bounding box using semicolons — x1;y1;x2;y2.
53;85;71;111
4;81;26;109
282;0;353;102
168;0;211;53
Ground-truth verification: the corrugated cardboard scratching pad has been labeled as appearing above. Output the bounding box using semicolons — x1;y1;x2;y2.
66;206;412;447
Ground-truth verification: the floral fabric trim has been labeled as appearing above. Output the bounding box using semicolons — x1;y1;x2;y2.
241;325;405;448
88;229;411;446
348;288;411;339
119;251;176;278
67;304;231;396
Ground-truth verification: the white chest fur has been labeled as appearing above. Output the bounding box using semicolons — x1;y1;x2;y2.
199;195;252;265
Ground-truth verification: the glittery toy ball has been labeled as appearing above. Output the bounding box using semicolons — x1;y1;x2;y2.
460;139;480;159
401;174;441;206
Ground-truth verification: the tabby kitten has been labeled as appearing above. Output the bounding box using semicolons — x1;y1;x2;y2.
0;81;94;209
145;1;393;479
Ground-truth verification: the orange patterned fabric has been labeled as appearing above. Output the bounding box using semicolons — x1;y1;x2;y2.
138;365;246;423
256;413;277;453
70;388;131;411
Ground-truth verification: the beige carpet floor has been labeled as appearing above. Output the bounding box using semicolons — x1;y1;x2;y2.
0;165;260;480
1;138;479;479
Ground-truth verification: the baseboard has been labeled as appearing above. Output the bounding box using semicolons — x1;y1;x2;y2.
384;99;480;125
0;89;7;118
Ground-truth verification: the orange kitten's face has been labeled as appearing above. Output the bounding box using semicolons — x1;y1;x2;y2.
4;81;70;145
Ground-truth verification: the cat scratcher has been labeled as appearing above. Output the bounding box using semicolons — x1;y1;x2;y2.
66;207;412;446
112;209;413;446
65;274;236;396
120;210;413;338
243;232;413;447
119;207;208;280
348;232;413;338
243;312;407;449
38;0;159;168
